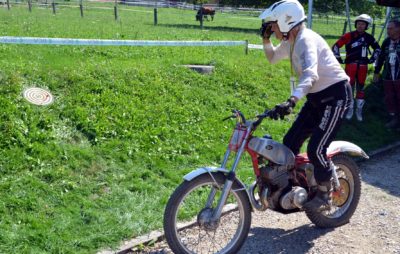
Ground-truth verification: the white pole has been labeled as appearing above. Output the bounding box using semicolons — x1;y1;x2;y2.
345;0;351;32
376;7;391;43
307;0;313;29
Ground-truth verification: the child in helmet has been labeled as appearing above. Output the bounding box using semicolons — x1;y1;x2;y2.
260;0;351;212
332;14;381;121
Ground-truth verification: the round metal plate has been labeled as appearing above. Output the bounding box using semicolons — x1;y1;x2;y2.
23;87;54;106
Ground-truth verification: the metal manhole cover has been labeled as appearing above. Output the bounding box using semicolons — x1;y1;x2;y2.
23;87;54;106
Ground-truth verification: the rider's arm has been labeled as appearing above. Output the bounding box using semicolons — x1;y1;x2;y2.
374;38;388;75
262;39;290;64
332;33;351;61
369;36;382;63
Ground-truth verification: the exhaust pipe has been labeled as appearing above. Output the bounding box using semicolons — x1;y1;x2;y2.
248;181;269;211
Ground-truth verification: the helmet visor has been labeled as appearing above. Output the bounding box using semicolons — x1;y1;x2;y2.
259;8;276;20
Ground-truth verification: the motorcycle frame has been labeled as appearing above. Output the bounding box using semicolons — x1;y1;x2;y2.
189;114;369;221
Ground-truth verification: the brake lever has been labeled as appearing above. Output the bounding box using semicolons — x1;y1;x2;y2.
222;115;235;121
253;109;271;128
257;109;271;119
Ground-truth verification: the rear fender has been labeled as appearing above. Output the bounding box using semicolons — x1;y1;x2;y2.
327;141;369;159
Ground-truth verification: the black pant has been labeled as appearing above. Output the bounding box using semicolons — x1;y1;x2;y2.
283;81;351;183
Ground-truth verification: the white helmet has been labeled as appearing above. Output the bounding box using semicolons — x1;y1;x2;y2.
259;0;306;34
355;14;373;29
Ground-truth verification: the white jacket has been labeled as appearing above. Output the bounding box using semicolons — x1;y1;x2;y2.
264;27;349;100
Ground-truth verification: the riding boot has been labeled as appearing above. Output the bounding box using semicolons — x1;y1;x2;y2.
355;99;365;122
345;99;354;120
303;181;332;211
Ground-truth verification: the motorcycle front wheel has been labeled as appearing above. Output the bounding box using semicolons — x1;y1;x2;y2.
163;172;252;254
305;154;361;228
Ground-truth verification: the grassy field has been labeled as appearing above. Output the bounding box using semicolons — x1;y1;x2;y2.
0;4;398;253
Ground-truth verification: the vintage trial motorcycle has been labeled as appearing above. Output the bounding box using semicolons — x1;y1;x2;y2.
163;109;368;254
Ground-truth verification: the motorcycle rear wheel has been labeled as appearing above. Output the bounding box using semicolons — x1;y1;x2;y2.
305;154;361;228
163;172;251;254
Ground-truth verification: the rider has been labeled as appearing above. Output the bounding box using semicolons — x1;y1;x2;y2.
259;0;351;210
332;14;381;121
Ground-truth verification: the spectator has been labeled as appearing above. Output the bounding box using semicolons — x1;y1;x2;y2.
373;19;400;129
332;14;381;121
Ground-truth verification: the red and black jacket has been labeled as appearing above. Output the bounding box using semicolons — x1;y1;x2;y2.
332;31;381;64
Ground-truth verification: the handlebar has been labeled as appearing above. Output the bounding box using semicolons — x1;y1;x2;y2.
253;109;272;128
223;109;272;129
222;109;246;123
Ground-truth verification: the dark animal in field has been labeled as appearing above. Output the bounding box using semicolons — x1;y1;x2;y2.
196;7;215;21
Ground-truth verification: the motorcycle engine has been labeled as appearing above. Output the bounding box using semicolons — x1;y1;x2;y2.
259;163;289;209
260;163;308;210
260;164;289;189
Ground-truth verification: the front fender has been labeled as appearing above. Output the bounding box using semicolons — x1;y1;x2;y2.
327;141;369;159
183;167;248;192
184;167;229;181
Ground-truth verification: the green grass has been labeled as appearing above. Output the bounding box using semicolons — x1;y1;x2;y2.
0;4;399;253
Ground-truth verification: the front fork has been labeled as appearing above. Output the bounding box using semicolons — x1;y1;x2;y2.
206;125;252;222
331;162;341;191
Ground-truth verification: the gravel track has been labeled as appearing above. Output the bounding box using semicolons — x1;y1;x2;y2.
130;147;400;254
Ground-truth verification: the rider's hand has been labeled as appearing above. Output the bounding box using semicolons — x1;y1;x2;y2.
270;98;296;120
336;57;344;64
260;22;273;39
373;73;380;83
368;58;376;64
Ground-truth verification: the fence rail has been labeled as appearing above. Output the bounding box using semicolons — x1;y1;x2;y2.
0;36;247;46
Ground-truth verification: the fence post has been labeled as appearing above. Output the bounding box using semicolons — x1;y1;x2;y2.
114;0;118;21
342;21;347;35
79;0;84;17
372;23;376;37
307;0;313;29
245;40;248;55
28;0;32;12
200;6;203;29
154;8;158;25
6;0;10;10
52;0;56;14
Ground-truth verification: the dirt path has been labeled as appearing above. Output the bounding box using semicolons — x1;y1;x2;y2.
130;147;400;254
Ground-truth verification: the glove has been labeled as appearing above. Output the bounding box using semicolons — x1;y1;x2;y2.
336;57;344;64
260;22;273;39
370;49;381;64
270;99;296;120
368;58;376;64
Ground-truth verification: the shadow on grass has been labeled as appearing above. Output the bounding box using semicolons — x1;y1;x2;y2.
239;224;333;253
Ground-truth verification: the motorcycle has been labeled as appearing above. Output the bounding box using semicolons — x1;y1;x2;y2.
163;109;368;254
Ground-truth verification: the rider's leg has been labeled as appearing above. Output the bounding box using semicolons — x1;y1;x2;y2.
383;80;400;128
344;63;357;120
355;64;368;121
303;82;350;210
283;100;317;155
